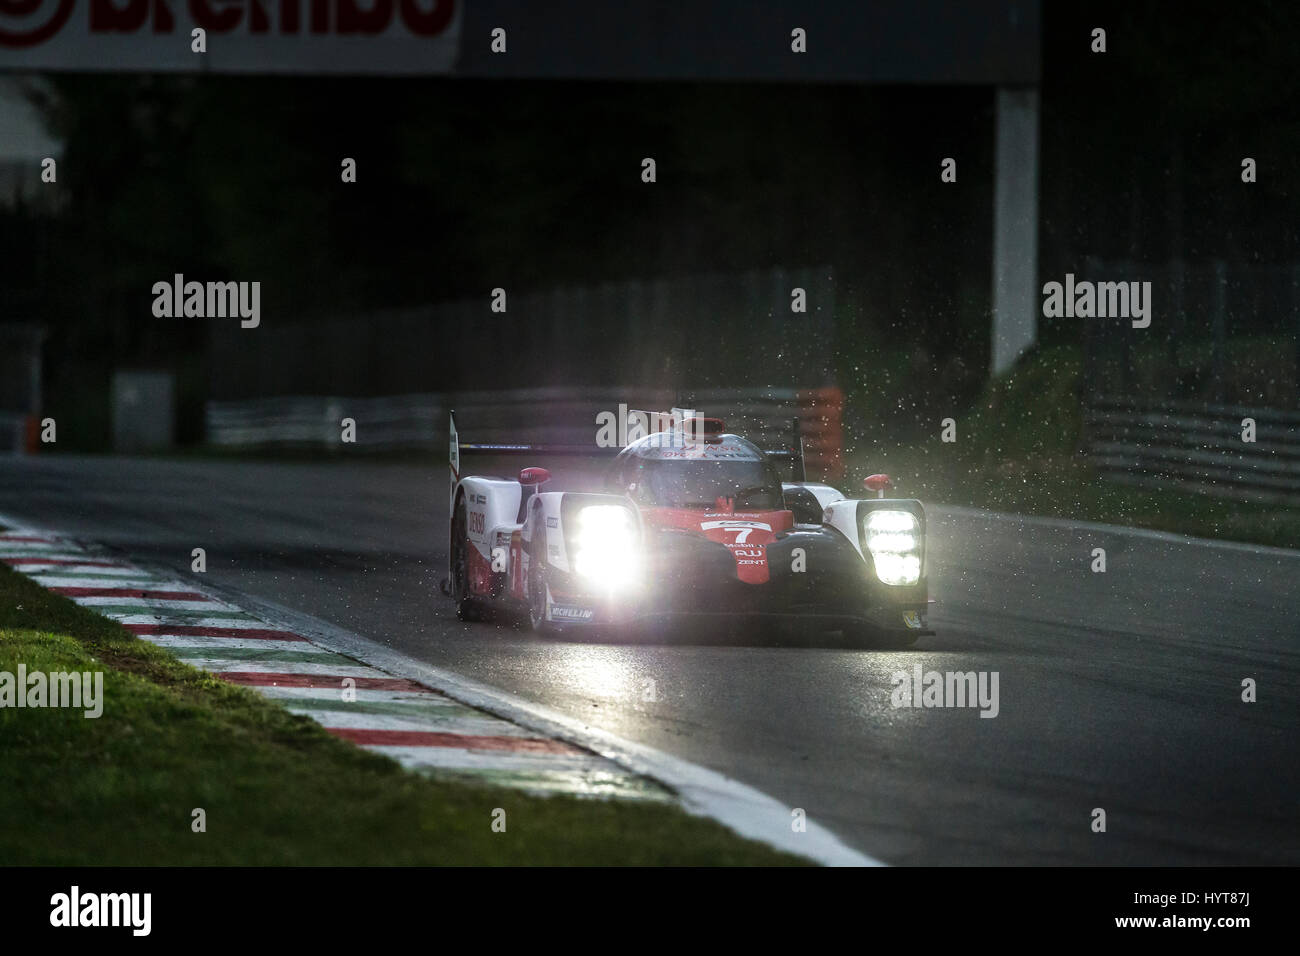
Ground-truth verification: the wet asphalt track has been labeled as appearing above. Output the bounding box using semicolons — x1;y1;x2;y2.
1;454;1296;865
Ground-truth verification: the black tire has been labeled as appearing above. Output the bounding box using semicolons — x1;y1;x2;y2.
450;494;488;622
527;535;560;635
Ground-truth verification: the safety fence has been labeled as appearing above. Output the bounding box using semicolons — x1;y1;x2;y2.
1079;258;1300;410
1082;396;1300;505
209;266;838;402
205;386;846;481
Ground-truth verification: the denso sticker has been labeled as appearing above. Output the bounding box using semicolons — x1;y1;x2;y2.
546;516;558;528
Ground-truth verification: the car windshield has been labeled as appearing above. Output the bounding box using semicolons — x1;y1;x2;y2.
632;457;784;510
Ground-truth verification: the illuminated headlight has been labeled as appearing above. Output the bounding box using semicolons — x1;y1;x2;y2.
573;505;640;590
864;510;921;585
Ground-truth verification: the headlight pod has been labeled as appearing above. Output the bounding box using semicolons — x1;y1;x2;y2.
573;504;640;590
863;509;921;585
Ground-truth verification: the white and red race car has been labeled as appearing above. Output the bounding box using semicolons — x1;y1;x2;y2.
443;411;931;646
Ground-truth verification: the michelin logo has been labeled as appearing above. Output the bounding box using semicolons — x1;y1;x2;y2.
550;606;594;621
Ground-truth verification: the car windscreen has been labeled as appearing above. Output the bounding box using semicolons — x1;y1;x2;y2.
633;457;784;510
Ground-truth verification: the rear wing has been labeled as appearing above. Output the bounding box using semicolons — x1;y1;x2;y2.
761;416;807;483
449;409;806;511
448;408;620;512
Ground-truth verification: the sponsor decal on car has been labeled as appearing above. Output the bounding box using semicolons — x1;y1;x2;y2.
700;520;773;533
546;516;558;528
550;605;595;621
903;610;923;630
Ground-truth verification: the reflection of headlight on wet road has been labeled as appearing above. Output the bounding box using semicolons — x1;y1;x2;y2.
574;505;640;590
864;510;921;586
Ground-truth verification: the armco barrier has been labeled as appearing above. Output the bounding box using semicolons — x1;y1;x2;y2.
1082;396;1300;505
0;413;36;455
206;387;845;482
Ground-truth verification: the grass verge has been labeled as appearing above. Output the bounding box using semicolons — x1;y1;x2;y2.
849;344;1300;550
0;564;806;865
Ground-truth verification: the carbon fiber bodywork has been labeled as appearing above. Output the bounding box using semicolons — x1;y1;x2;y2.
540;519;931;639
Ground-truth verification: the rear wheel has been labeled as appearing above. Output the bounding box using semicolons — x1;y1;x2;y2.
450;495;488;622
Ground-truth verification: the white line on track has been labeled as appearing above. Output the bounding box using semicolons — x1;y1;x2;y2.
5;564;146;576
72;597;229;611
0;510;878;865
188;660;388;678
26;576;193;590
298;709;548;736
143;635;345;652
935;504;1300;558
255;685;457;704
203;581;883;867
108;615;275;629
366;746;654;775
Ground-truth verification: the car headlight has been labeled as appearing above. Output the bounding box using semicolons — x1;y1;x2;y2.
573;505;640;590
864;510;921;585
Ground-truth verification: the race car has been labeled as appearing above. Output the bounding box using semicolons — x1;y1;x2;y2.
443;410;931;646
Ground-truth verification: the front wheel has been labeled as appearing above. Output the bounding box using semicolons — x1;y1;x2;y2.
527;540;561;635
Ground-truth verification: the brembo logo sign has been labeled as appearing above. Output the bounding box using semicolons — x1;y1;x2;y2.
0;1;461;73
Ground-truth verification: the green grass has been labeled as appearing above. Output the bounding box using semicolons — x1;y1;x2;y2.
848;344;1300;550
0;565;807;865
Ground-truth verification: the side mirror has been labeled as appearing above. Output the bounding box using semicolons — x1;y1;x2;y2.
516;467;551;522
863;474;892;499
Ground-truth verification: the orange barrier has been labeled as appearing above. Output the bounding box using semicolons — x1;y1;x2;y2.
796;387;844;483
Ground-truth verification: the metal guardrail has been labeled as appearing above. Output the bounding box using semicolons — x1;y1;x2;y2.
0;412;33;455
205;387;845;480
1083;396;1300;504
210;266;837;403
